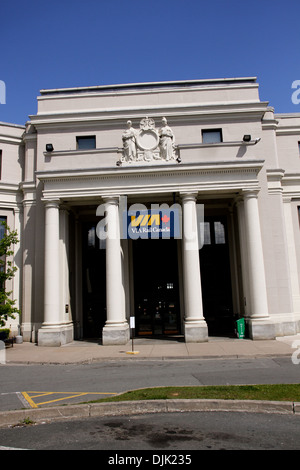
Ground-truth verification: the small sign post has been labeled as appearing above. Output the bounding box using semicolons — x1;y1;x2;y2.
126;316;139;355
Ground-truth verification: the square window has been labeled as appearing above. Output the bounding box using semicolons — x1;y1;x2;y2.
202;129;223;144
200;222;211;245
214;221;226;244
76;136;96;150
0;216;6;240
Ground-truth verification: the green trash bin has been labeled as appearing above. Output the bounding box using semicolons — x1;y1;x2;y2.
236;318;245;339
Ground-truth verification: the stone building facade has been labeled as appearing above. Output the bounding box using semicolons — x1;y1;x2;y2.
2;78;300;345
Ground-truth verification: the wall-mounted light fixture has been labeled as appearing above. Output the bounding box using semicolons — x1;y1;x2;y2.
243;135;251;142
46;144;54;152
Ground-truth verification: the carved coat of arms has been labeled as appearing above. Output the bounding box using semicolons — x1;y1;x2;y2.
121;117;176;164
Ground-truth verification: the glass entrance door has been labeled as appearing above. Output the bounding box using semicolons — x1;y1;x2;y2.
133;239;181;336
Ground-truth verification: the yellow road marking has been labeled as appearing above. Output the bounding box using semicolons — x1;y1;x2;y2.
22;391;116;408
28;392;51;399
37;392;89;406
22;392;38;409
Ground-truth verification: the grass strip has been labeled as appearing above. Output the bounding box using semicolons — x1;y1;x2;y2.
87;384;300;404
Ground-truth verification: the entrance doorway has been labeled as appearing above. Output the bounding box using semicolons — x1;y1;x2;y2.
133;238;181;336
82;222;106;338
200;215;234;336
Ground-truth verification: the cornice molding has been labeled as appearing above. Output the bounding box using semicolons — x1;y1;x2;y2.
39;78;258;97
37;159;264;180
276;126;300;136
36;160;264;201
266;168;285;195
0;135;24;145
281;172;300;199
29;101;268;129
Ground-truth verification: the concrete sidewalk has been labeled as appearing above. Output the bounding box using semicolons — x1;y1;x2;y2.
3;334;299;364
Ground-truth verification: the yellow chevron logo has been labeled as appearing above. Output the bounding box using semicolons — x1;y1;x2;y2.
131;214;160;227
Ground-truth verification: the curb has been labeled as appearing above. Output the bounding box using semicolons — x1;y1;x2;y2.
3;351;293;365
0;399;299;428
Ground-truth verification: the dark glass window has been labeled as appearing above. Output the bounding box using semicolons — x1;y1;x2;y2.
202;129;223;144
201;218;226;246
76;136;96;150
0;216;6;240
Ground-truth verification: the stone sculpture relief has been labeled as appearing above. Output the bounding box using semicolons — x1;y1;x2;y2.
158;117;175;161
120;117;176;164
122;120;137;162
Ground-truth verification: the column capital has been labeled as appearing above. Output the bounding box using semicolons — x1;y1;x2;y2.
235;190;260;207
14;203;23;215
180;191;198;202
43;198;60;209
102;195;120;205
242;189;260;200
59;204;70;214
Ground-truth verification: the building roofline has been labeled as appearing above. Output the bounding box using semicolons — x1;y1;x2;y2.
40;77;258;96
0;121;25;129
275;113;300;118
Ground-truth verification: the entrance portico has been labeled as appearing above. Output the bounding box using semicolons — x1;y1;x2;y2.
36;157;272;346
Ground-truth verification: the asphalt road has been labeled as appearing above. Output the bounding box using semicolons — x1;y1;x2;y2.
0;411;299;450
0;356;299;411
1;356;300;452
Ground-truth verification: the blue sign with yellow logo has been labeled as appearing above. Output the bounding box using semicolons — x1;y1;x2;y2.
123;208;181;239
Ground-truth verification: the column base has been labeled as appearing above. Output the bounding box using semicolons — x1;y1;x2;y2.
246;317;276;340
102;322;130;345
184;320;208;343
21;322;34;342
38;323;74;347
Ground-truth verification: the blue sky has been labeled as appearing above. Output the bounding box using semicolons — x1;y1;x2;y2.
1;0;300;125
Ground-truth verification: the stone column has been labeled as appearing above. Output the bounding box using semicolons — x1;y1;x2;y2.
21;185;36;342
102;197;129;345
242;191;272;338
74;215;83;339
44;200;60;325
181;193;208;342
59;206;71;324
38;200;73;346
236;197;250;317
243;191;269;318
